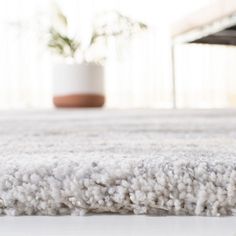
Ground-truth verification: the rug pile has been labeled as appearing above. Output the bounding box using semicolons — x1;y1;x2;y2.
0;109;236;216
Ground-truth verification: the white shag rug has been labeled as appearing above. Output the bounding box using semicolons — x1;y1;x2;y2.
1;109;236;216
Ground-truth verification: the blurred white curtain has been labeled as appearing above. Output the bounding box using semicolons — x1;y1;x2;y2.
0;0;236;109
0;0;174;109
175;44;236;108
0;0;52;109
105;30;173;108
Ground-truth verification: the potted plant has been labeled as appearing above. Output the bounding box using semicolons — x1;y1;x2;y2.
48;7;147;108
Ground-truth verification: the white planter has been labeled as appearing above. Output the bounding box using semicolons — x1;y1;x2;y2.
52;63;105;107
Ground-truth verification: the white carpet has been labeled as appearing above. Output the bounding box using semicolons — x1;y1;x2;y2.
0;109;236;216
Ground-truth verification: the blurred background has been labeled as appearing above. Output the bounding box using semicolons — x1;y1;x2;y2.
1;0;235;109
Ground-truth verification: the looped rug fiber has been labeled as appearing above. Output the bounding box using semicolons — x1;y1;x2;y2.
0;109;236;216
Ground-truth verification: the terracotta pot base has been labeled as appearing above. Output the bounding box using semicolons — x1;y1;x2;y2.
53;94;105;108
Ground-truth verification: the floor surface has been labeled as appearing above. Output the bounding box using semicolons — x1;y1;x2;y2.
0;215;236;236
1;110;236;235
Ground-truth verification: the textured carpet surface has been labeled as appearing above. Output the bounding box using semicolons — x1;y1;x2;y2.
1;109;236;216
